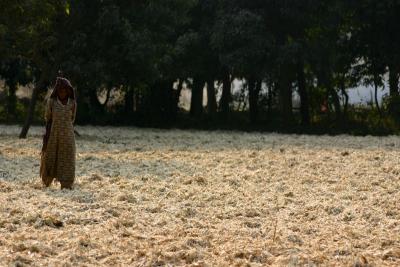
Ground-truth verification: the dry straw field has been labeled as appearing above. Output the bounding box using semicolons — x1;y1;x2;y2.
0;125;400;266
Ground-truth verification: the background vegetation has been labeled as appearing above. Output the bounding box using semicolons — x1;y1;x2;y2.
1;0;400;136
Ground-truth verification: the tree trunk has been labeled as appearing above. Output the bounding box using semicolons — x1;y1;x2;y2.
267;80;274;115
277;68;293;125
297;61;310;126
373;73;382;118
89;88;103;113
219;71;231;115
134;89;140;112
248;78;261;124
19;78;48;138
172;79;183;117
125;87;134;114
389;64;399;97
327;84;342;123
206;79;217;115
164;79;175;122
388;64;399;115
102;87;112;107
319;71;342;123
340;78;349;120
237;83;246;111
6;81;17;121
190;78;204;117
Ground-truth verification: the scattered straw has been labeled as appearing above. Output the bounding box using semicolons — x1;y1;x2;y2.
0;125;399;266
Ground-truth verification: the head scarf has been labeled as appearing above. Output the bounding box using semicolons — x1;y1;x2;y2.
50;77;75;100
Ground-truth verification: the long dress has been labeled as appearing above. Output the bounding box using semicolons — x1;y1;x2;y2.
41;97;76;187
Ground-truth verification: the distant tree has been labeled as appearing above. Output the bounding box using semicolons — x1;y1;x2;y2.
0;59;33;121
350;0;400;116
212;1;273;123
13;0;62;138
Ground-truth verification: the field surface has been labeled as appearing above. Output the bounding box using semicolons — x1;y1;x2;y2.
0;125;400;266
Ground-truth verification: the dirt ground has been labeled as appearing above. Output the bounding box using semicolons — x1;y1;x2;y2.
0;125;399;266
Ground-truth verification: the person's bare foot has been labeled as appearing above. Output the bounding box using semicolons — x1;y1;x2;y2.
42;177;54;187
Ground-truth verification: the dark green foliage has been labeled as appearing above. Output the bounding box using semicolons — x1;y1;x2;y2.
1;0;400;135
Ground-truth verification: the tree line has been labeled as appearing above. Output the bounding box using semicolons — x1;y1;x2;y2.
1;0;400;137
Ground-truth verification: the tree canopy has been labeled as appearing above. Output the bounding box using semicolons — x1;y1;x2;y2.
1;0;400;135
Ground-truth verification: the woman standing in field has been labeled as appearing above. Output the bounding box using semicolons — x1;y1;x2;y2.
40;77;77;189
